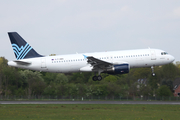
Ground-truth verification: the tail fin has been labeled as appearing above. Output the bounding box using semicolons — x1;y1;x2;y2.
8;32;43;60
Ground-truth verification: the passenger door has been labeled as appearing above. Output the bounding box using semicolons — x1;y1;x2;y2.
150;50;156;60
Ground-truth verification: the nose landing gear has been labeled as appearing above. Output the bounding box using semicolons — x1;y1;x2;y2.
151;66;155;76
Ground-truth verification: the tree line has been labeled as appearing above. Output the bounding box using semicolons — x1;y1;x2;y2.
0;57;180;98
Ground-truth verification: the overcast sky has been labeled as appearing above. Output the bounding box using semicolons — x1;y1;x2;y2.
0;0;180;62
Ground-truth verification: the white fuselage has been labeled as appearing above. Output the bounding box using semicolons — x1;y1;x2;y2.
8;48;175;73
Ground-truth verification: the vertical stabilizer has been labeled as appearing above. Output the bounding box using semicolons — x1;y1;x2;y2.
8;32;43;60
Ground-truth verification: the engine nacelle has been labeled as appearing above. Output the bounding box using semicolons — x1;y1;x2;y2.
106;64;129;74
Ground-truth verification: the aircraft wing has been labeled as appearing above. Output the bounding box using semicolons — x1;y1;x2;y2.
86;56;113;69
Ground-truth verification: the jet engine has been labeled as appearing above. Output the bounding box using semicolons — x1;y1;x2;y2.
106;64;129;74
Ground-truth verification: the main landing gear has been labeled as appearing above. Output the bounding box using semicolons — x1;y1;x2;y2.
151;66;155;76
92;70;103;81
92;75;102;81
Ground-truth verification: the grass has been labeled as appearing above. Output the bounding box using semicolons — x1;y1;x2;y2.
0;104;180;120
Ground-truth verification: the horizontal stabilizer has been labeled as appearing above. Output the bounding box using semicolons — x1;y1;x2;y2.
13;60;31;65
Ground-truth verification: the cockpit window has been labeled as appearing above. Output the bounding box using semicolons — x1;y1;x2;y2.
161;52;168;55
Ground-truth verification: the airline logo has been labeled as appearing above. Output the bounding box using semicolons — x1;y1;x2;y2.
12;43;32;60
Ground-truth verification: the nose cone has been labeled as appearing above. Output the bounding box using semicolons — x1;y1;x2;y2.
170;55;175;62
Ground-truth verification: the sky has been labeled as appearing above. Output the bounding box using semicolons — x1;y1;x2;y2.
0;0;180;63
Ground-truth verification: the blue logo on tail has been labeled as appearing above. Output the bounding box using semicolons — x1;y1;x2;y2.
12;43;32;60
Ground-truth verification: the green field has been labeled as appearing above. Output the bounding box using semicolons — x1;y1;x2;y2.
0;104;180;120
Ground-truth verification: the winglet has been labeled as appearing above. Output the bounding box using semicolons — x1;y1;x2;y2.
83;54;88;59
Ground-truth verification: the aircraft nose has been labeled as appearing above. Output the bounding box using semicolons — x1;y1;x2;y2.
170;55;175;62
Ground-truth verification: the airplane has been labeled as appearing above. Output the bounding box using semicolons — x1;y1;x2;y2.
7;32;175;81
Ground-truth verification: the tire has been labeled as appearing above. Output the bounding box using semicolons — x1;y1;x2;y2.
92;76;97;81
152;73;155;76
97;75;102;81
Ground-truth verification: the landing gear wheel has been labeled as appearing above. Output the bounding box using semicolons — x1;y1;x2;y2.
92;76;97;81
97;75;102;81
152;73;155;76
92;75;102;81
